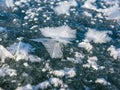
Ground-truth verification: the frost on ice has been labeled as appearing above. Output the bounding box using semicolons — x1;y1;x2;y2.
31;25;76;58
85;29;111;44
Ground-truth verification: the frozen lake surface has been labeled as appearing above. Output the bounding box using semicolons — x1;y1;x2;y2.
0;0;120;90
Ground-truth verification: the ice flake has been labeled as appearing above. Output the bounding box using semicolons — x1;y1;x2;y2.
40;25;76;43
54;0;77;15
31;25;76;58
0;45;14;62
85;29;111;44
35;81;50;90
83;56;99;70
49;78;63;87
107;45;120;59
51;68;76;78
95;78;109;85
7;42;34;61
78;40;93;52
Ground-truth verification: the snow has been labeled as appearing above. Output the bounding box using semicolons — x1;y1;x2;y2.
0;45;14;62
54;0;77;15
83;56;99;70
85;29;111;44
78;40;93;52
107;45;120;59
0;65;17;77
51;68;76;78
95;78;108;85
